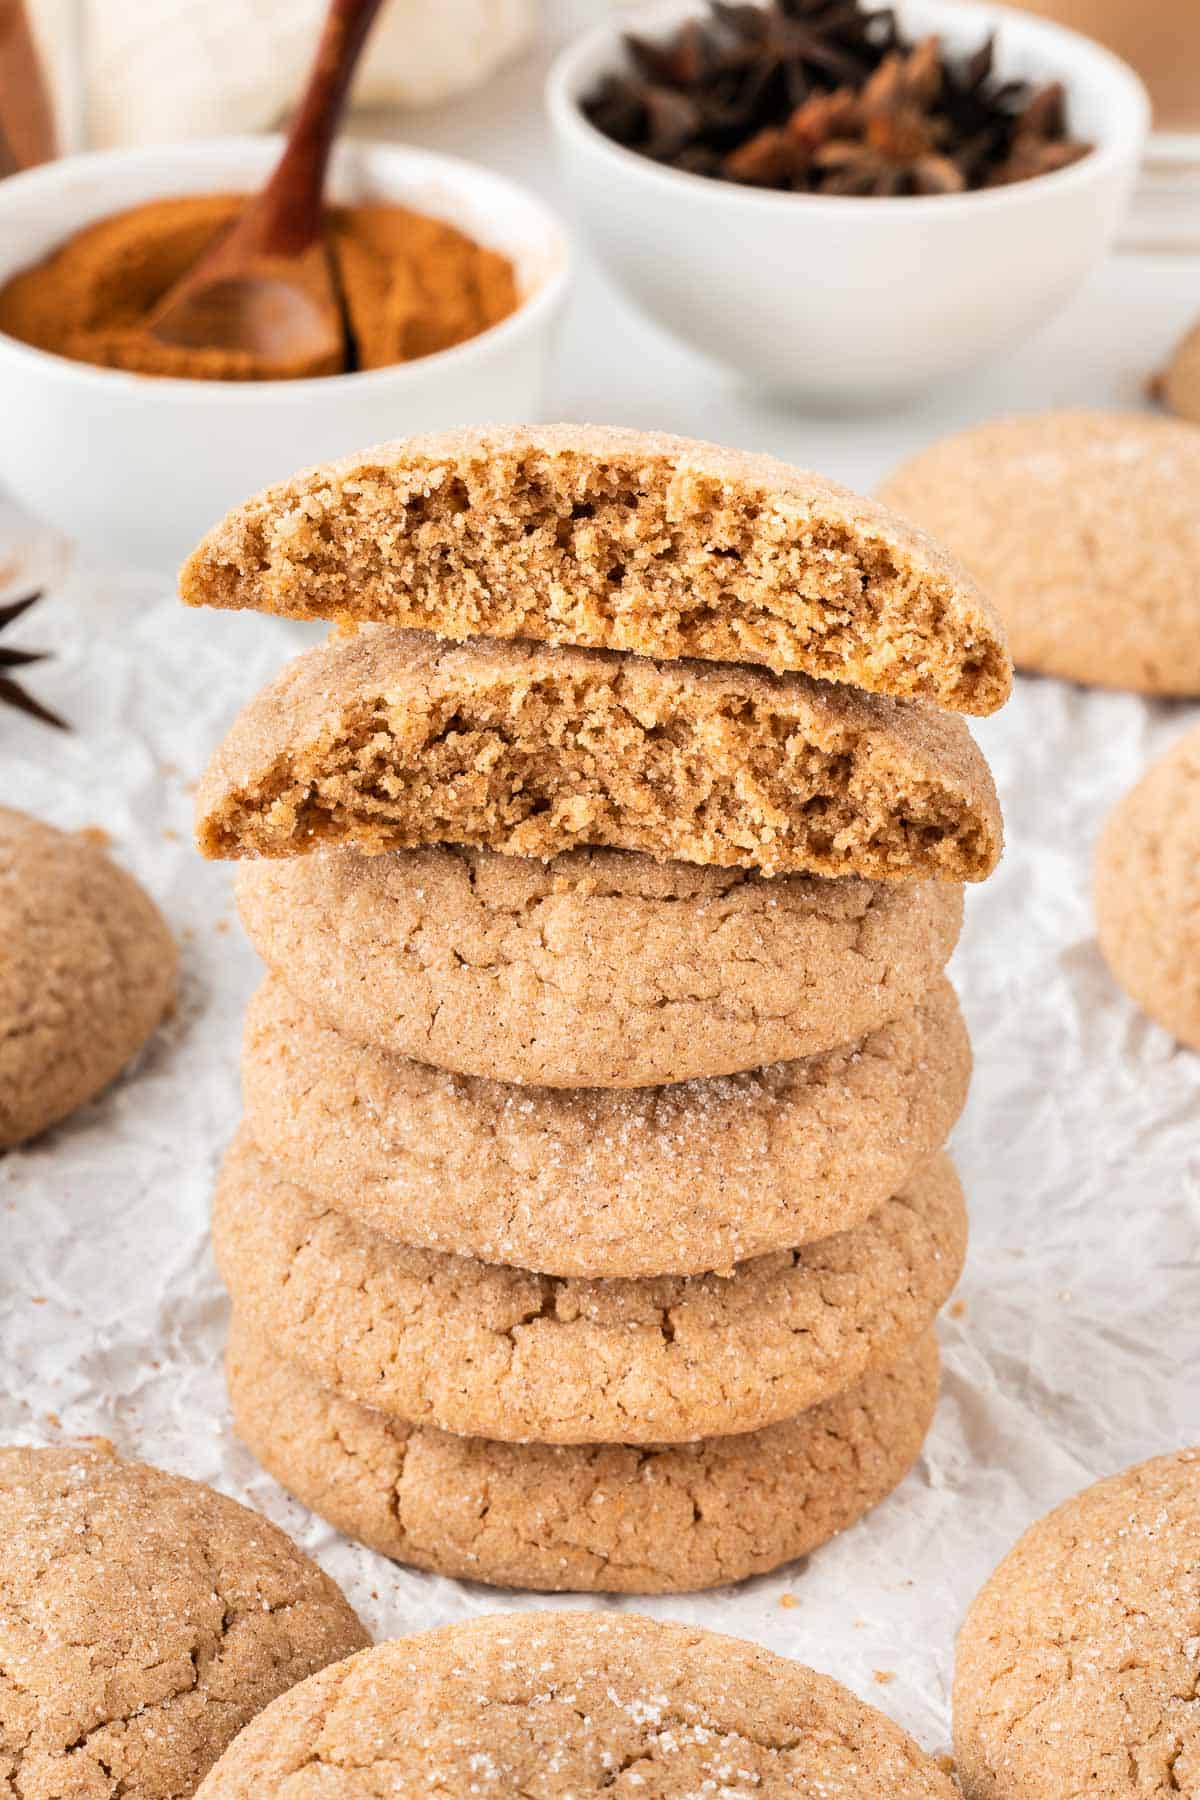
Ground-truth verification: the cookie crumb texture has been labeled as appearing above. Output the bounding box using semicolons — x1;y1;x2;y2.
235;844;964;1087
228;1319;939;1593
880;410;1200;695
195;629;1002;882
194;1611;957;1797
1095;724;1200;1048
953;1448;1200;1798
180;423;1010;713
0;1443;369;1799
242;974;971;1274
0;807;177;1148
213;1130;966;1444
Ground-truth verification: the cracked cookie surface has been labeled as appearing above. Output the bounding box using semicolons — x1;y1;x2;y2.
0;807;177;1148
194;1608;957;1797
242;973;969;1275
1095;724;1200;1049
228;1317;939;1593
196;628;1002;880
953;1447;1200;1798
213;1129;966;1444
880;411;1200;695
0;1442;368;1799
180;421;1009;714
236;843;964;1087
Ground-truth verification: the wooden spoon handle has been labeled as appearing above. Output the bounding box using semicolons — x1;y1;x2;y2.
255;0;387;256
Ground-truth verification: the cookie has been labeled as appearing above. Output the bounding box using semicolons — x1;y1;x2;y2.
1094;724;1200;1048
180;421;1010;713
228;1316;939;1593
213;1128;966;1444
879;410;1200;694
953;1447;1200;1798
196;628;1002;882
242;973;970;1276
0;1441;369;1800
195;1609;956;1798
236;844;965;1087
1157;317;1200;424
0;807;177;1149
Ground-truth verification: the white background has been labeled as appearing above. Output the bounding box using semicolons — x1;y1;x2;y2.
2;28;1199;1767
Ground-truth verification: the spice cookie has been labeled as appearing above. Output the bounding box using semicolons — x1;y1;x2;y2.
879;410;1200;694
0;1441;368;1800
180;422;1009;713
242;973;970;1276
1157;316;1200;424
953;1447;1200;1798
228;1316;940;1593
1094;724;1200;1048
213;1128;966;1444
196;628;1002;881
0;807;177;1148
236;843;965;1087
195;1609;957;1798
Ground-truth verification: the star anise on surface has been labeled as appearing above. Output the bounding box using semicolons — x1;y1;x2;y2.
0;591;69;730
582;0;1091;196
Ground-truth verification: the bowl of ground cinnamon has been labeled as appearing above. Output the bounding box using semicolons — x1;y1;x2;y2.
0;136;567;566
547;0;1147;404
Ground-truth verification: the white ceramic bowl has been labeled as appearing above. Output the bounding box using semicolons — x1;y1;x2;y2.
547;0;1149;405
0;138;568;568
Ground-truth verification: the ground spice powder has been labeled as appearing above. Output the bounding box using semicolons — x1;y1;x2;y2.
0;193;519;379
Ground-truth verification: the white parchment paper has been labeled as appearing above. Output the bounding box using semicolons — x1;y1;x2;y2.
2;231;1199;1768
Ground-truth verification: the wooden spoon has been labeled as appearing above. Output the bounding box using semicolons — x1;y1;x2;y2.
148;0;385;373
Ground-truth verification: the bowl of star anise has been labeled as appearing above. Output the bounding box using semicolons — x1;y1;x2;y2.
547;0;1148;403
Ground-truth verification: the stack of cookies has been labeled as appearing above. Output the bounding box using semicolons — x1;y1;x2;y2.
187;425;1010;1594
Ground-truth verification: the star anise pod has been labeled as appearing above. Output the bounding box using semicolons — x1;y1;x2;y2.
0;591;69;730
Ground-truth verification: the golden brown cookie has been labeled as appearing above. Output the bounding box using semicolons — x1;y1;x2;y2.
228;1316;940;1594
0;807;178;1149
196;628;1002;881
0;1441;369;1800
1095;724;1200;1048
242;973;970;1275
236;844;965;1087
879;410;1200;694
180;421;1010;713
1157;317;1200;424
195;1609;956;1798
953;1447;1200;1798
213;1128;966;1444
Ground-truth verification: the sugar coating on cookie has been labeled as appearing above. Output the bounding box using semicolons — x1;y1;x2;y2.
228;1316;939;1593
236;844;964;1087
213;1128;966;1444
879;410;1200;695
0;1442;369;1799
0;807;177;1148
194;1609;957;1797
242;974;970;1275
953;1447;1200;1798
180;422;1010;714
1095;724;1200;1048
195;628;1002;881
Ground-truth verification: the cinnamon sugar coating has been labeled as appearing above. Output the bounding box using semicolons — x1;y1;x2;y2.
180;422;1010;713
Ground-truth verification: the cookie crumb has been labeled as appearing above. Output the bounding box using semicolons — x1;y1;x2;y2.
77;824;111;846
949;1298;966;1319
779;1592;798;1609
873;1669;896;1684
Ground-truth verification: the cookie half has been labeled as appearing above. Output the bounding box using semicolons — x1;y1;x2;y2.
180;422;1009;714
0;807;177;1148
213;1128;966;1444
236;843;964;1087
242;973;970;1276
0;1442;368;1799
954;1447;1200;1798
196;629;1001;881
1095;724;1200;1048
228;1316;939;1594
880;410;1200;695
195;1609;956;1798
